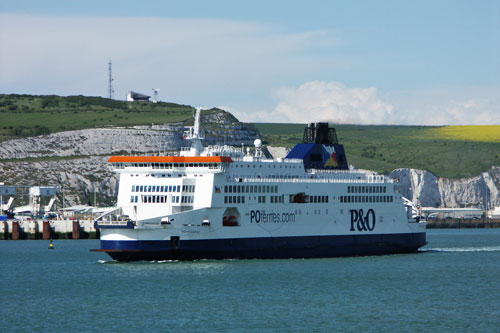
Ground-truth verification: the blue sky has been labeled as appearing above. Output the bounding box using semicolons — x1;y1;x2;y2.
1;0;499;125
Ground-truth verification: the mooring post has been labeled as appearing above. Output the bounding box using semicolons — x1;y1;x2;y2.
42;221;51;240
3;221;8;240
72;220;80;239
12;221;20;240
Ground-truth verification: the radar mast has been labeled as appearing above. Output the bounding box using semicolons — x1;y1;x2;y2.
181;107;205;156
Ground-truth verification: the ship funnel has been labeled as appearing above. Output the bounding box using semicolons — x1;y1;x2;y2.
286;122;348;170
303;122;338;145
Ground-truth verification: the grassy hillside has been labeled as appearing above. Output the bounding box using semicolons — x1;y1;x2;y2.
255;123;500;179
1;94;499;179
0;94;200;141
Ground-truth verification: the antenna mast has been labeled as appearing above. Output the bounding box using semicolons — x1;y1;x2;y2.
108;60;114;99
180;107;205;156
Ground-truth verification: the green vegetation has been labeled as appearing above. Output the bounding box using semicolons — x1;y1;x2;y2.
1;94;499;179
427;125;500;143
0;94;198;141
254;123;500;179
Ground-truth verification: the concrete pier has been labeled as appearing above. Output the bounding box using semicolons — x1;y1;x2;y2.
427;218;500;228
0;219;98;239
1;217;499;240
30;220;40;239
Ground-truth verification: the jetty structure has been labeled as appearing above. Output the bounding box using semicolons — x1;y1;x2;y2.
1;185;57;218
92;108;428;261
0;184;105;239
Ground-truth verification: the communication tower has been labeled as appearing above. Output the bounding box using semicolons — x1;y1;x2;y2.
108;60;114;99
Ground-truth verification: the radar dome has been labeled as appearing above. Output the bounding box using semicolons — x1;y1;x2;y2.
254;139;262;148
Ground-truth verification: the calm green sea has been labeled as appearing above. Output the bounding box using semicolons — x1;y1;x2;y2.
1;229;499;332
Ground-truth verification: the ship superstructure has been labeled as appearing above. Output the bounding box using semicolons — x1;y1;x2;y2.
93;108;427;261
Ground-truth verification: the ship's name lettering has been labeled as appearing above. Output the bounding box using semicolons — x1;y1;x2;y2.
349;209;376;231
180;230;200;234
250;210;295;223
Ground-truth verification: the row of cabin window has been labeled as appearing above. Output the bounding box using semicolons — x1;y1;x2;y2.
225;185;278;194
132;185;182;193
223;194;329;204
223;195;285;204
181;196;194;204
270;195;284;203
233;164;297;169
224;196;246;204
182;185;195;192
347;185;387;194
128;163;220;169
130;195;181;203
340;195;394;203
310;195;329;203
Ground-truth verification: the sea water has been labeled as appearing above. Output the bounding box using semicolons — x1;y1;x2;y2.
1;229;499;332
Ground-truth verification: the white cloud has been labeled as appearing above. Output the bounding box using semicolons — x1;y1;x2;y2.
390;91;500;125
418;99;500;125
230;81;500;126
246;81;395;124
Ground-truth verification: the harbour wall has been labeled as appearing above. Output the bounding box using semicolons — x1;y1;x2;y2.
426;218;500;228
0;219;99;240
1;218;500;240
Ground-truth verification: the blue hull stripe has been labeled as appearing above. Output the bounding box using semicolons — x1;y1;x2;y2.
98;232;427;261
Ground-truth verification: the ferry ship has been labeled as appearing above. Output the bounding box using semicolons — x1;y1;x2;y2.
92;108;427;261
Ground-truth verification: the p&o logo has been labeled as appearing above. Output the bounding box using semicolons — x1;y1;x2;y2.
349;209;376;231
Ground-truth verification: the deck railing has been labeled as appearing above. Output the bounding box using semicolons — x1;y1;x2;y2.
236;176;393;184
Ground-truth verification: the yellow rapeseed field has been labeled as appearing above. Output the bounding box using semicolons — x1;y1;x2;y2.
427;125;500;142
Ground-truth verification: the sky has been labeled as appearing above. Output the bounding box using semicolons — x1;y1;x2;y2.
1;0;499;125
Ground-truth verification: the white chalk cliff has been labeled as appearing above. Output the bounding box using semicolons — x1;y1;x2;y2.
390;167;500;209
0;118;498;209
0;111;260;206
